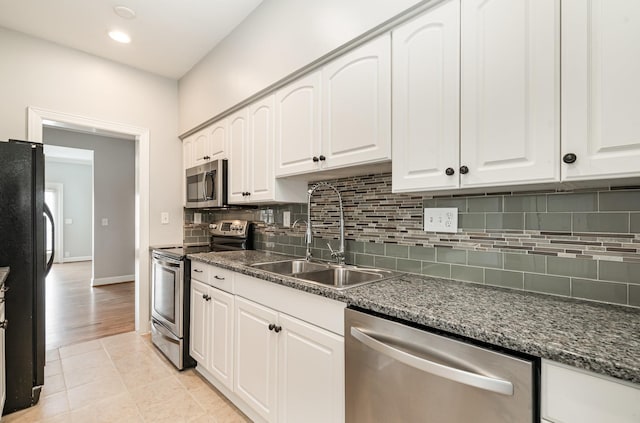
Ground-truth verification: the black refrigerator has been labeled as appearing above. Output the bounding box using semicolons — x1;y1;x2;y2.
0;140;53;414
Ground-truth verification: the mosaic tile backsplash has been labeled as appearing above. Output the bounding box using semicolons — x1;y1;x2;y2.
185;172;640;308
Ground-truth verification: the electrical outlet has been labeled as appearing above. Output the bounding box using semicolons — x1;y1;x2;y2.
266;242;275;248
283;211;291;227
161;212;169;224
101;218;109;226
424;208;458;233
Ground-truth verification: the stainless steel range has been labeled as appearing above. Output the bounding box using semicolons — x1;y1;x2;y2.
151;220;252;369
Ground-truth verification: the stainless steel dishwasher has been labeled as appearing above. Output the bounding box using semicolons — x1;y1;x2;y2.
345;308;538;422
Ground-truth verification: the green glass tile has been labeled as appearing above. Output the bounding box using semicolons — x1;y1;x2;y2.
631;213;640;233
436;248;466;264
547;256;597;279
397;259;422;274
504;195;547;212
599;190;640;211
434;198;467;210
459;213;485;229
364;242;385;255
573;212;629;233
421;262;451;278
344;252;356;265
294;246;307;257
346;240;365;253
504;253;546;273
423;198;436;208
288;236;303;246
355;254;374;267
599;261;640;284
572;278;627;305
385;244;409;258
282;245;296;255
467;197;503;212
630;285;640;307
451;265;484;283
525;213;571;231
524;274;570;296
374;256;397;270
467;251;503;269
548;192;597;212
485;269;524;289
486;213;524;230
409;246;435;261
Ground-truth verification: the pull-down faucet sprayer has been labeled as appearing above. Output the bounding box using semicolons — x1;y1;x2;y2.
305;182;345;265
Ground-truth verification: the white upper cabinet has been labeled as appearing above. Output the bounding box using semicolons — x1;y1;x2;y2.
561;0;640;181
207;119;228;162
460;0;560;187
274;35;391;178
322;34;392;170
227;108;249;204
230;96;307;205
275;72;322;177
392;0;460;192
186;120;228;170
192;131;210;166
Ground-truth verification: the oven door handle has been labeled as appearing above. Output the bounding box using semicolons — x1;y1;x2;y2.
152;320;180;342
152;255;182;268
350;327;514;396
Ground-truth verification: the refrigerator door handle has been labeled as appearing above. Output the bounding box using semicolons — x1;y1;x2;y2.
43;203;54;276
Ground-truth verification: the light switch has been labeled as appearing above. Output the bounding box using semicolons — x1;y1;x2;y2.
161;212;169;224
101;218;109;226
424;208;458;233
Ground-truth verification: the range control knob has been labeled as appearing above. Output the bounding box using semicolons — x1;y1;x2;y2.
209;224;217;230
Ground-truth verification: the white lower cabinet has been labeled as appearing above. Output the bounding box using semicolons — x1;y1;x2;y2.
234;296;344;423
190;278;235;391
190;264;345;423
541;360;640;423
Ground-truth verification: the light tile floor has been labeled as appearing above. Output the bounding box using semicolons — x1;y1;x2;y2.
3;332;250;423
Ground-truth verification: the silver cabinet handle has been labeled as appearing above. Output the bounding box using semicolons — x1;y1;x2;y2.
350;327;514;396
193;269;203;273
213;275;225;280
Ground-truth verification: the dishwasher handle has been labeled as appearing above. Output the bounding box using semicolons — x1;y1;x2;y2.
350;326;514;396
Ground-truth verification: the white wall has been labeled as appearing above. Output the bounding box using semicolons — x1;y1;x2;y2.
178;0;424;133
44;128;136;281
45;159;93;259
0;26;182;246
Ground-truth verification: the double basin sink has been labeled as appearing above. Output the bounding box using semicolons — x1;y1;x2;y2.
249;259;399;290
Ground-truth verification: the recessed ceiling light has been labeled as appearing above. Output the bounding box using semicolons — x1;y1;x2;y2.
108;30;131;44
114;5;136;19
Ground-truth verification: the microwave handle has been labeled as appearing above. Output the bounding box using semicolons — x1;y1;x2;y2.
202;171;207;201
204;171;216;200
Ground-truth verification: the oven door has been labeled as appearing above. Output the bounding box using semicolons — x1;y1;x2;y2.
151;253;183;337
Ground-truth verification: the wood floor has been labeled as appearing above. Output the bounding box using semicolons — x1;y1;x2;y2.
46;261;135;350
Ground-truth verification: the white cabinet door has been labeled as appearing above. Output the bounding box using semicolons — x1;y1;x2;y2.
228;109;248;204
235;297;278;423
322;34;391;170
192;130;210;166
275;72;322;177
460;0;560;187
277;313;344;423
248;95;275;202
392;0;460;193
561;0;640;181
183;136;194;171
208;287;234;392
542;360;640;423
189;279;209;366
208;119;227;161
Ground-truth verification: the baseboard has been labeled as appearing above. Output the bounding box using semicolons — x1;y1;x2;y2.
91;274;135;286
63;256;92;263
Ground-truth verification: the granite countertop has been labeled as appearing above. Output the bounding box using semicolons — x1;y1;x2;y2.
0;267;8;285
189;250;640;385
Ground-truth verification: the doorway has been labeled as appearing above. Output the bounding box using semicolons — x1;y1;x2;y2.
28;106;151;336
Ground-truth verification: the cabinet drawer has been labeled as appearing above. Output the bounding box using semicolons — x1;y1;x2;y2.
208;267;234;292
541;360;640;423
190;261;210;282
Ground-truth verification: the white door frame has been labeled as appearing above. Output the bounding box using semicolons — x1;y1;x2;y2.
28;106;151;334
44;182;65;264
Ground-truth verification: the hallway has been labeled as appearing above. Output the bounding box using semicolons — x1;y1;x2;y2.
46;261;134;350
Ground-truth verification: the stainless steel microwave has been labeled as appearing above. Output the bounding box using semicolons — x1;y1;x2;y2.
185;159;227;208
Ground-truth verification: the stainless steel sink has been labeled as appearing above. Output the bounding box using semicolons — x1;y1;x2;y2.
250;259;330;275
295;267;397;289
249;259;399;290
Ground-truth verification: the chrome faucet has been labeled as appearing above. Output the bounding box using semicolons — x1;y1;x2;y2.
305;182;345;264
